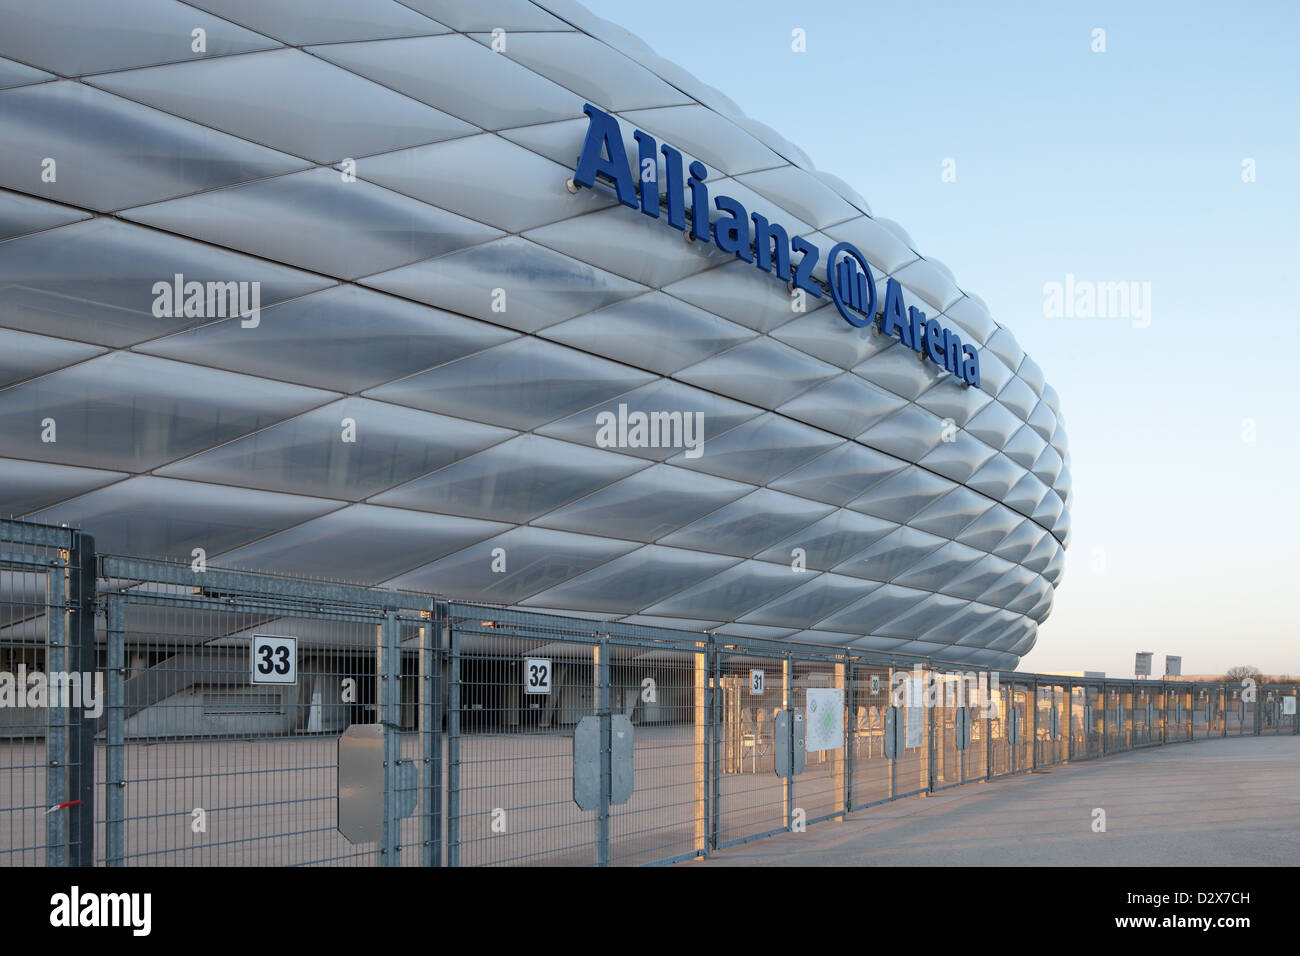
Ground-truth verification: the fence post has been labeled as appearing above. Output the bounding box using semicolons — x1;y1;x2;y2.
984;672;992;781
595;637;610;867
105;593;125;866
447;623;460;867
709;641;720;851
784;654;794;824
926;667;936;792
845;660;856;810
693;641;708;857
379;610;400;865
420;604;441;867
44;540;70;866
1030;680;1039;770
66;531;95;866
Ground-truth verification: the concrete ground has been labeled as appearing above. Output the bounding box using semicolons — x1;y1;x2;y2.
692;735;1300;866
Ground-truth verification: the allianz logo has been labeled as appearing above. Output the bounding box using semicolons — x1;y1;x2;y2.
595;403;705;459
150;272;261;328
571;104;981;388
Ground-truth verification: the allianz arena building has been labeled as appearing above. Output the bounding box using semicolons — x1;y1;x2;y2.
0;0;1069;671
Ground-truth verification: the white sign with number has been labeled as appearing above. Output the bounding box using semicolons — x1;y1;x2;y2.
749;669;765;696
525;658;552;695
250;634;297;685
1285;697;1297;716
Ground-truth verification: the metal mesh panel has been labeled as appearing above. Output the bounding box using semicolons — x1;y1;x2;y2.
1034;684;1067;767
7;519;1300;869
932;673;962;789
1261;687;1294;736
1192;684;1220;737
1132;687;1150;747
848;661;891;807
790;656;846;825
989;681;1013;776
890;664;930;797
607;639;707;867
447;610;598;867
715;647;788;848
1227;685;1247;736
1162;688;1181;742
0;522;84;865
964;676;990;783
102;594;389;865
1012;684;1031;770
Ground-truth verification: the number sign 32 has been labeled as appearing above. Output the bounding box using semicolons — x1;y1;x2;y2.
525;658;552;695
251;634;297;685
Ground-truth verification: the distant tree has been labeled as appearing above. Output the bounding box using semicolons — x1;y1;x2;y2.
1225;665;1262;681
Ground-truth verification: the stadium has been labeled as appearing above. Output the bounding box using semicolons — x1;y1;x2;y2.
0;0;1125;871
0;0;1070;672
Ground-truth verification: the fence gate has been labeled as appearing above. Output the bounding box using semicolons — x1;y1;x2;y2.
1132;686;1151;747
604;623;708;866
788;652;847;827
714;643;790;849
932;671;962;791
1035;683;1067;767
0;519;95;866
1260;686;1297;736
847;660;892;808
1192;685;1220;738
446;607;602;866
97;555;438;867
988;679;1014;777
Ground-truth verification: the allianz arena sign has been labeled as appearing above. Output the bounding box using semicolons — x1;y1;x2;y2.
572;104;982;389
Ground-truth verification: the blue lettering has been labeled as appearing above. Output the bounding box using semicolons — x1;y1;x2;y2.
574;103;637;208
881;278;910;348
791;236;822;298
713;195;753;262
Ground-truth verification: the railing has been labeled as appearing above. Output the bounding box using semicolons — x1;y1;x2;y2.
0;517;1293;867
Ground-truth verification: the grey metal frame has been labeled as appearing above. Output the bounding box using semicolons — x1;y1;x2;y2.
1;517;1295;868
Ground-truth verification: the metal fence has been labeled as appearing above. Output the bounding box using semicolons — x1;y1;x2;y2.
1;516;1295;867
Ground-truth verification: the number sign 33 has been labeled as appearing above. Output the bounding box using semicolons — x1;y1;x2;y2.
251;634;297;685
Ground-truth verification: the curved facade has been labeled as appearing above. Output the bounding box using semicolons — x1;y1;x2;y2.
0;0;1069;669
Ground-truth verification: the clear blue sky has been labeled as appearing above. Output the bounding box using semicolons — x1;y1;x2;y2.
581;0;1300;677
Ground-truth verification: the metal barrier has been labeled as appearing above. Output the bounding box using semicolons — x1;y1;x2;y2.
0;520;94;866
95;553;439;867
0;516;1295;867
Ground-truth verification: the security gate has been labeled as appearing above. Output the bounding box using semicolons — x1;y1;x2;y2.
5;516;1300;869
447;608;601;867
847;661;892;807
887;664;931;798
714;645;790;848
446;607;707;867
98;554;439;867
1035;683;1067;767
1069;683;1102;758
0;520;95;866
1260;686;1298;736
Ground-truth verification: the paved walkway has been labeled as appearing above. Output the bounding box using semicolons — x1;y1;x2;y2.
692;736;1300;866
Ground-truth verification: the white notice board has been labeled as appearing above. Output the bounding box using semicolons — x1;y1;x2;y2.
804;688;843;752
